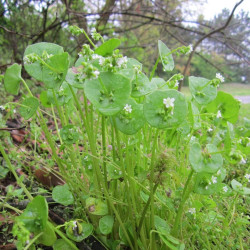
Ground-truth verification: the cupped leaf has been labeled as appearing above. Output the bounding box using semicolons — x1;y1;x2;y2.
206;91;240;124
189;76;217;105
65;68;84;89
189;143;223;173
126;58;142;70
24;42;64;81
231;179;250;195
194;172;221;195
84;72;131;116
94;38;121;56
144;89;187;129
115;98;145;135
52;184;74;206
17;195;48;233
66;221;93;242
4;64;22;95
41;52;70;89
158;40;174;72
131;72;157;97
86;197;108;216
19;97;39;119
99;215;114;235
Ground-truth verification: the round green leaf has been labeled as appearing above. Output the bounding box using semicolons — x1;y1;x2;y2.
194;172;221;195
66;222;93;242
52;184;74;206
41;52;70;89
85;197;108;216
206;91;240;124
115;98;145;135
4;63;22;95
189;76;217;105
231;179;250;195
19;97;39;120
24;42;64;81
17;195;48;233
189;143;223;173
158;40;174;72
189;142;203;172
99;215;114;235
94;38;121;56
84;72;131;116
144;90;187;129
131;72;157;97
65;68;84;89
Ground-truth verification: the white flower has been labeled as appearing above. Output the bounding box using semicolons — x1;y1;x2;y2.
223;186;228;192
99;57;105;66
188;208;196;214
92;54;102;60
174;81;179;87
244;174;250;182
163;97;175;108
117;56;128;68
190;136;196;142
240;157;246;164
88;165;92;170
208;127;213;132
13;109;16;114
211;176;217;184
119;171;122;175
124;104;132;113
205;186;208;190
216;73;225;83
93;70;100;79
186;44;193;54
216;110;222;118
0;105;4;111
217;170;221;175
72;221;77;229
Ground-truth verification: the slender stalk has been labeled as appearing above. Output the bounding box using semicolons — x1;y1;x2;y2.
149;56;160;80
171;170;194;237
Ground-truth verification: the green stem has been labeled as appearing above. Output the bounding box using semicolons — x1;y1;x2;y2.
171;170;194;237
149;56;160;80
23;232;43;250
51;104;63;144
81;29;97;48
102;116;108;190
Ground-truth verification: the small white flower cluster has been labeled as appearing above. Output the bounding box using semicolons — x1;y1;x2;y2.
216;73;225;83
0;105;5;111
188;207;196;214
245;174;250;183
205;175;217;190
163;97;175;115
114;169;122;175
163;98;175;108
124;104;132;113
222;186;228;192
240;157;247;165
174;81;179;88
72;221;77;230
216;110;222;118
92;54;102;60
207;127;213;132
93;70;100;79
117;56;128;68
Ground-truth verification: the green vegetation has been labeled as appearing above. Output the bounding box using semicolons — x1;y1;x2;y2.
0;27;249;250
